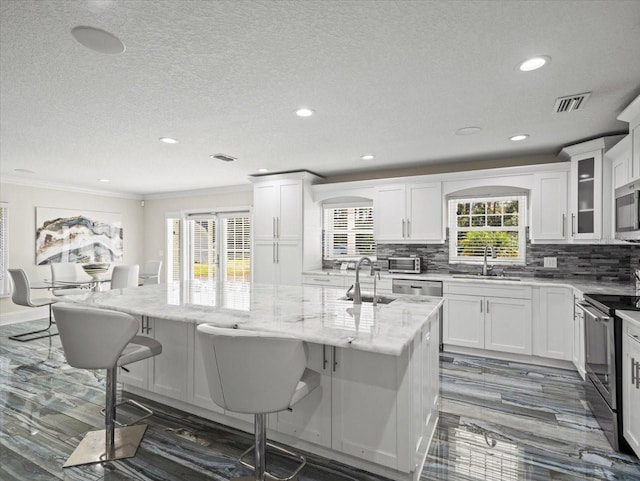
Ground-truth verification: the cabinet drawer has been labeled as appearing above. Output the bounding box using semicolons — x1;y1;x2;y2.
302;275;345;287
445;282;532;299
625;319;640;340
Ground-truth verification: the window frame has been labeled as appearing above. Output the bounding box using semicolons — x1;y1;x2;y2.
0;202;8;297
448;195;527;266
322;202;376;261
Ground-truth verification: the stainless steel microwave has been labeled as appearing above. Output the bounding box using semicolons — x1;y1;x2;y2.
388;257;421;273
615;180;640;240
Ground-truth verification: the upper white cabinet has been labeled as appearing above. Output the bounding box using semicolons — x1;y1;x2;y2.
608;136;632;189
560;135;624;241
531;170;568;240
252;172;323;285
374;182;442;243
617;94;640;182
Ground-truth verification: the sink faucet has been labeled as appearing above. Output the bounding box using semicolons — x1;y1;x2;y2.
482;245;496;276
352;256;375;305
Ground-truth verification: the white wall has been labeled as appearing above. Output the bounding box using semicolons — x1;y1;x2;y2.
0;182;144;316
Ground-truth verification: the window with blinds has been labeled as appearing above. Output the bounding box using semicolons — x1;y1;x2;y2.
191;219;216;281
323;206;375;260
448;196;526;264
0;203;8;297
224;216;250;283
166;218;181;282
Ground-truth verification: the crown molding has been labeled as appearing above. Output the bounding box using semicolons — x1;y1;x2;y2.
1;176;143;200
142;183;253;200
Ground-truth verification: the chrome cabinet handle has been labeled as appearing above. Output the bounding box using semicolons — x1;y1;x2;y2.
323;345;328;370
562;214;566;237
272;243;276;263
480;299;483;313
402;219;406;238
407;219;411;238
486;299;489;313
571;213;576;236
276;217;279;238
332;346;337;372
276;243;279;263
633;357;640;389
273;217;276;238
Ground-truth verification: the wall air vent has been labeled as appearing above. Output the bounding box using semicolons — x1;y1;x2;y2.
211;153;237;162
553;92;591;113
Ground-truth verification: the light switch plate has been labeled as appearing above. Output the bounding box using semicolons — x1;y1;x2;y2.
543;257;557;268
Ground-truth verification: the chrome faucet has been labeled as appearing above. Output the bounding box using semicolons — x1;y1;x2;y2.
482;245;496;276
352;256;375;305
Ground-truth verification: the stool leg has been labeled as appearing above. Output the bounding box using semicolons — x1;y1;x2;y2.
255;413;266;481
9;304;59;342
105;367;117;459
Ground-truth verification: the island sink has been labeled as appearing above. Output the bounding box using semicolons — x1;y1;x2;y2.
339;294;396;305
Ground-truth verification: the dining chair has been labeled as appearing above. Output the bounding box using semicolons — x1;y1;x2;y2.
139;260;162;285
50;262;91;296
8;268;59;342
110;264;140;289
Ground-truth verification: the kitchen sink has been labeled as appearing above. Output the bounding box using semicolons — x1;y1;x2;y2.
452;274;521;281
339;295;397;304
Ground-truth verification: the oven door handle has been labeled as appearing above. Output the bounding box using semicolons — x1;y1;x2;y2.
577;302;612;323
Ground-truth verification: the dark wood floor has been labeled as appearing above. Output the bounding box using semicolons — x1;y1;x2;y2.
1;319;639;480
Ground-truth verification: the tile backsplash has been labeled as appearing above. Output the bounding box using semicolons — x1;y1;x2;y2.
375;230;640;282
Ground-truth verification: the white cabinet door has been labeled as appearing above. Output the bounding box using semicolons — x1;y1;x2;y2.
632;122;640;181
407;182;442;242
531;171;568;240
484;297;532;355
270;343;332;448
275;241;302;286
612;156;631;189
573;306;586;380
569;150;603;240
253;240;276;284
253;182;279;240
331;347;401;469
443;294;484;349
374;184;406;241
533;287;574;360
623;321;640;457
148;317;193;402
277;180;303;241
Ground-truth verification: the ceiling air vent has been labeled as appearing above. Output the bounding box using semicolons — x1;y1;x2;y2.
211;153;237;162
553;92;591;114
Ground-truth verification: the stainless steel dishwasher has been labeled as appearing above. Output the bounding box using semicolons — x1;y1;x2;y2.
392;278;444;350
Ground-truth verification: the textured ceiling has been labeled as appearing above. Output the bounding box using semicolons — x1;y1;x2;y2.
1;0;639;195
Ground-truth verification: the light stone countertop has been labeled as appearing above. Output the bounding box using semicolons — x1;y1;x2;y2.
618;310;640;330
303;269;636;296
62;281;443;357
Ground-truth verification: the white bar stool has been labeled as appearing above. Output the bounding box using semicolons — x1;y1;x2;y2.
8;268;58;342
196;324;320;481
53;302;162;467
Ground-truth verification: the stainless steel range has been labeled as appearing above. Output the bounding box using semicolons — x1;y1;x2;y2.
579;294;637;454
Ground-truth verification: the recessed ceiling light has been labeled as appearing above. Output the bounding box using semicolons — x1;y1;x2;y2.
455;126;482;136
14;168;35;174
295;108;314;117
361;154;375;160
257;168;269;173
518;56;550;72
70;26;125;54
210;153;237;162
159;137;178;144
98;178;110;183
510;134;529;141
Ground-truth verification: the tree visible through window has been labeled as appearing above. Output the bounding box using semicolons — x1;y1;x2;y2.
323;206;375;259
449;196;526;264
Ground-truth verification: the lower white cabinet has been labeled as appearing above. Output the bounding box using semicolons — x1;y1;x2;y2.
532;287;574;361
622;318;640;457
443;283;532;355
120;316;194;402
572;293;586;379
253;240;302;285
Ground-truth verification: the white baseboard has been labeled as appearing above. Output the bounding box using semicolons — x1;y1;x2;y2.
0;306;49;326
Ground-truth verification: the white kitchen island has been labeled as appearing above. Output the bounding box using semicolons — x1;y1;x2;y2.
64;281;442;481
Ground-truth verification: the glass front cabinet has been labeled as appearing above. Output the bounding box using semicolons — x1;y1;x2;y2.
561;135;624;242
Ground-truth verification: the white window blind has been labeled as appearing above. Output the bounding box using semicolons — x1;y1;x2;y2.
0;203;8;297
448;196;526;265
166;218;181;282
190;219;216;281
224;216;251;283
323;206;375;259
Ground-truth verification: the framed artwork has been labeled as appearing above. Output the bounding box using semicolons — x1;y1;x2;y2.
35;207;123;265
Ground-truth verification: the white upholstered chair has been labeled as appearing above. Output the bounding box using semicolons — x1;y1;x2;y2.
50;262;91;296
196;324;320;481
110;264;139;289
53;302;162;467
8;268;59;342
139;260;162;285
